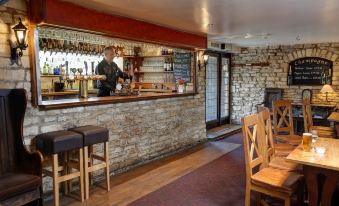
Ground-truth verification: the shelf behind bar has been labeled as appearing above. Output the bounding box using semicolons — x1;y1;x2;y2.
123;55;173;58
135;71;174;73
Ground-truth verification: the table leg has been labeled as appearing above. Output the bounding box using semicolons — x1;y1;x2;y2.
304;166;319;206
304;165;339;206
335;124;339;139
321;172;339;206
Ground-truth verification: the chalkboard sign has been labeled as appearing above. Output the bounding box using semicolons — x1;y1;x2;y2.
288;57;333;85
173;52;191;82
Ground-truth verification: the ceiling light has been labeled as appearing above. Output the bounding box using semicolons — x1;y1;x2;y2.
296;35;301;41
244;33;253;39
207;23;214;28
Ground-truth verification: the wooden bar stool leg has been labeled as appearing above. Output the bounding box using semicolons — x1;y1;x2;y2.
104;142;110;191
89;145;94;186
67;153;73;193
63;152;68;195
79;148;85;202
52;154;59;206
84;146;90;200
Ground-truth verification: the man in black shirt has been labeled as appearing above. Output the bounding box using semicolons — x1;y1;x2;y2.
96;46;133;97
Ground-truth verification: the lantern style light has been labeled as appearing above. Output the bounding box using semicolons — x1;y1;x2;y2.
10;18;28;65
198;51;209;70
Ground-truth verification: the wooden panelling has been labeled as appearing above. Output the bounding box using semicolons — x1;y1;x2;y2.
29;0;207;49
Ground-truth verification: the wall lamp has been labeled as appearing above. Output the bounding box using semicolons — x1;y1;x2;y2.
10;18;28;65
198;52;209;70
320;84;334;102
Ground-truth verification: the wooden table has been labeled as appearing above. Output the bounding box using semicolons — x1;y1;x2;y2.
286;138;339;206
328;112;339;138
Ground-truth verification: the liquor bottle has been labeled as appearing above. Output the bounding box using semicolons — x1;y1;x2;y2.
42;58;49;75
164;59;167;71
170;58;173;71
49;58;54;75
287;65;293;85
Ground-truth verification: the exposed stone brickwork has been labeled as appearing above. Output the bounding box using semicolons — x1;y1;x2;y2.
231;44;339;123
0;0;207;193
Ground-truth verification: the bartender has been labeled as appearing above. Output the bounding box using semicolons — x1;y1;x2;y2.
96;46;133;97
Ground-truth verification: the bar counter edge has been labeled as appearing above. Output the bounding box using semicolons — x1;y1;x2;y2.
39;92;198;110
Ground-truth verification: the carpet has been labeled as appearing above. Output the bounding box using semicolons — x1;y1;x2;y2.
129;133;246;206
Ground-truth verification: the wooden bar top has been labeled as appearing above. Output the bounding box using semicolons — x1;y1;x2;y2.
286;138;339;171
40;92;196;109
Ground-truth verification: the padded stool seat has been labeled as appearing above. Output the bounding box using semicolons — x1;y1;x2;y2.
69;125;109;146
36;130;83;155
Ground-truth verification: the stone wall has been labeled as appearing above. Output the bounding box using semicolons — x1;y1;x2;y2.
231;44;339;123
0;0;206;192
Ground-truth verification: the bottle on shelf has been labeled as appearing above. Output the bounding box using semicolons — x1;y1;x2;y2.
42;58;49;75
166;58;171;71
170;58;173;71
164;58;167;71
49;58;54;75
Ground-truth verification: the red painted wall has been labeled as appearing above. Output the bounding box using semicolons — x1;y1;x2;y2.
30;0;206;49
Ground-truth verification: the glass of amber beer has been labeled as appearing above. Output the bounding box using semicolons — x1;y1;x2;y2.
302;133;312;152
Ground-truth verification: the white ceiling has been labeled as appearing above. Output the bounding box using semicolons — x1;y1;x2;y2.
63;0;339;47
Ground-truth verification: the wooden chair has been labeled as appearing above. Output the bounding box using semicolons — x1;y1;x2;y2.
302;100;336;138
0;89;43;206
242;113;304;206
258;109;301;172
273;100;301;146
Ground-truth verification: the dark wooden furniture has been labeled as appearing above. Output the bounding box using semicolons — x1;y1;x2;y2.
293;103;334;135
302;100;336;138
0;89;43;206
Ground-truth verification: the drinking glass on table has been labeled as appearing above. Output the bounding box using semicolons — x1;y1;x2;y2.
310;130;319;151
302;133;312;152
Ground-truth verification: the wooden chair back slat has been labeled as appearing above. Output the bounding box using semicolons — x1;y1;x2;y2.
273;100;294;135
242;113;265;178
259;108;275;165
302;100;313;133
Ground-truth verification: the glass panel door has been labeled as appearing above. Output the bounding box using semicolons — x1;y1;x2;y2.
205;52;231;129
205;56;219;123
220;57;230;122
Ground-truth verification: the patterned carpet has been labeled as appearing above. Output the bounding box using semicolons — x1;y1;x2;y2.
129;133;248;206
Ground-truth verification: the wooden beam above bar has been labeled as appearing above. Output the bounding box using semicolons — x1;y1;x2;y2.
29;0;207;49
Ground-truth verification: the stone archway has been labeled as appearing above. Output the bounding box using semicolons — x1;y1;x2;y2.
283;48;338;64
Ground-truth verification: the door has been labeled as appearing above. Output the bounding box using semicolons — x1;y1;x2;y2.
205;52;231;129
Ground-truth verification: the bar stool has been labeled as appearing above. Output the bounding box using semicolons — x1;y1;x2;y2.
36;130;84;206
69;125;110;200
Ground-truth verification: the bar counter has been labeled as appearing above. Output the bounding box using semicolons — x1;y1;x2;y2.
40;92;197;109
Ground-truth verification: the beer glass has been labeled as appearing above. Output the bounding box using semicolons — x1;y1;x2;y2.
302;133;312;152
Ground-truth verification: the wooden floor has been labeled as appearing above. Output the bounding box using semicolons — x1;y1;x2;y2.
45;140;240;206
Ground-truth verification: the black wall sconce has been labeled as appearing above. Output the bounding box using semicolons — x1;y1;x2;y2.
10;18;28;65
198;52;209;71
